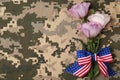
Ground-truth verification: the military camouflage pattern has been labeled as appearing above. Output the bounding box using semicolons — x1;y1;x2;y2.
0;0;120;80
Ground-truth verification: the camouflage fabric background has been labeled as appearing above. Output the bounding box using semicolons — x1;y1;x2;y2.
0;0;120;80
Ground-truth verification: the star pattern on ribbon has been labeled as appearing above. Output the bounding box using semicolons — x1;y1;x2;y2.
65;47;116;78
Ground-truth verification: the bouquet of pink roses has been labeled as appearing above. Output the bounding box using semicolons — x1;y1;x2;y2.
65;1;116;80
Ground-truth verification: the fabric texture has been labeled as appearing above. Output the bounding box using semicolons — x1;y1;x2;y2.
0;0;120;80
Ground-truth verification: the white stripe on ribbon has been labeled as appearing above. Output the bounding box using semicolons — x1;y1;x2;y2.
78;63;91;77
98;61;108;77
74;63;91;77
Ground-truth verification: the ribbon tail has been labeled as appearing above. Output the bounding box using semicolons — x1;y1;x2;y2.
104;63;117;77
65;62;90;77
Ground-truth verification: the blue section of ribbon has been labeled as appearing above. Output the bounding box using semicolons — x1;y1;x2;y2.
77;50;91;58
65;47;116;77
65;62;82;75
97;47;111;57
104;63;117;77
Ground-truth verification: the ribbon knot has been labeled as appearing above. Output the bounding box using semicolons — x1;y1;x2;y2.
92;53;97;61
65;47;116;78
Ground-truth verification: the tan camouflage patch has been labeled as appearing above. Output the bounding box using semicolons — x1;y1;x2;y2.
0;7;6;16
104;2;120;26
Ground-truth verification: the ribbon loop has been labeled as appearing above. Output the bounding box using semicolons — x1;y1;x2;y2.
77;50;92;66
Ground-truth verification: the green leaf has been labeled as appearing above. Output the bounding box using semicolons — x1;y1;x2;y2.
92;43;95;52
93;62;100;78
84;0;87;2
88;70;92;80
95;38;100;52
81;18;85;23
90;9;95;14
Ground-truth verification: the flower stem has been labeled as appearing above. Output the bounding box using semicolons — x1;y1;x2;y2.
87;38;94;80
87;38;100;80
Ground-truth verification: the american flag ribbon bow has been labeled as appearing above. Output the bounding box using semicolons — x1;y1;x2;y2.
65;47;116;78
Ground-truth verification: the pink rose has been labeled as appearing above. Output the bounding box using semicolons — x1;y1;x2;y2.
87;13;110;27
79;22;103;38
69;2;90;18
